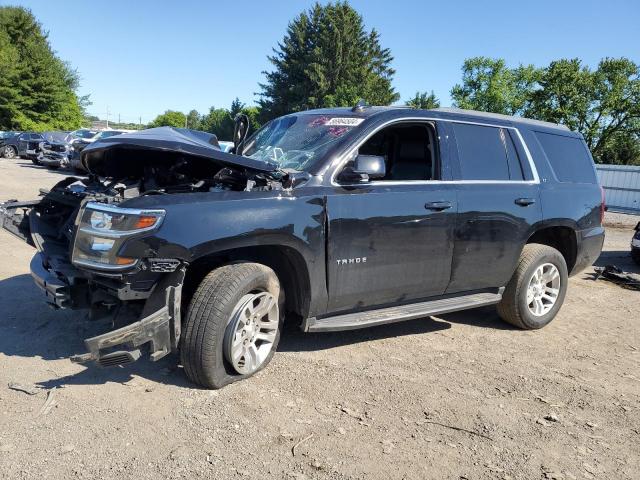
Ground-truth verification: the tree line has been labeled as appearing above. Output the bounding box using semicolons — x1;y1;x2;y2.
2;3;638;165
0;6;88;131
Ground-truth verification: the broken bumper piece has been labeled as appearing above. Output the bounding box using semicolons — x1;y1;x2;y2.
71;306;172;367
30;253;70;308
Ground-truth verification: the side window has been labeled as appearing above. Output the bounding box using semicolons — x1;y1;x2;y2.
18;134;28;141
452;123;525;181
351;123;437;182
534;131;596;184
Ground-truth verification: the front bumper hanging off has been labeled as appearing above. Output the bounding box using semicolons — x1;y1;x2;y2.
29;251;186;368
70;306;173;367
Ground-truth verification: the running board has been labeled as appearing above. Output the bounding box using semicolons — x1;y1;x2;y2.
305;290;503;332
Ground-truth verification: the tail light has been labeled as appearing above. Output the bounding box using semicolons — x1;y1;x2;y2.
600;186;606;224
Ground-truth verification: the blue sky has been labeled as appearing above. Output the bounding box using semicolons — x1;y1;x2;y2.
5;0;639;123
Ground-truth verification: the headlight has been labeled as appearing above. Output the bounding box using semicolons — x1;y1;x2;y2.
72;202;165;270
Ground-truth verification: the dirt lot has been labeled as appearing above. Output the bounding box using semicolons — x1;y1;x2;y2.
0;157;638;480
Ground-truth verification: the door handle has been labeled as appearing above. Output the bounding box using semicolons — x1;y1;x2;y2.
425;201;452;211
515;198;536;206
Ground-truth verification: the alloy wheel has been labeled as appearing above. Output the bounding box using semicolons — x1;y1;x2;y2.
4;146;16;159
224;291;279;375
526;263;560;317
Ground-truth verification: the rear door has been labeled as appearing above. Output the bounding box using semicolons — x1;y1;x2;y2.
446;122;542;293
326;120;457;314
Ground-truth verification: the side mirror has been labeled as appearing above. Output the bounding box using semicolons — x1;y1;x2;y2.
339;154;386;183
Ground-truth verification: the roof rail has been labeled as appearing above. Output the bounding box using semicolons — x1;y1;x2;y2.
431;108;569;130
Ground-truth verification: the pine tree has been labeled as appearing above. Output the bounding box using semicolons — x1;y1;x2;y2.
0;6;84;130
406;91;440;110
258;1;399;121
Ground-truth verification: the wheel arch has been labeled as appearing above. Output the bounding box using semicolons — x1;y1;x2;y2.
526;222;578;274
183;244;312;322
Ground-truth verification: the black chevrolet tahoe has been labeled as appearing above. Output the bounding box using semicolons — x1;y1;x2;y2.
0;106;605;388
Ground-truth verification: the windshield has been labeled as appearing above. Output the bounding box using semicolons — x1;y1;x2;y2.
72;129;98;139
242;114;363;171
96;131;124;139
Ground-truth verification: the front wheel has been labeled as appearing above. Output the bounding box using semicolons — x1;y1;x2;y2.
180;263;283;388
497;243;568;329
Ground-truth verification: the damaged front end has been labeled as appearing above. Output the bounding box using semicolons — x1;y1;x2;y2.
0;127;292;368
1;185;187;367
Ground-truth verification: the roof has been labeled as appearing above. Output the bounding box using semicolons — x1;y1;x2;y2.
430;108;570;131
297;106;570;132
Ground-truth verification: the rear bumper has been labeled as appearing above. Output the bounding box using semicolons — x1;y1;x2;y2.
572;226;605;275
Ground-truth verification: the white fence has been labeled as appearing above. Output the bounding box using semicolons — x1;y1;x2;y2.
596;164;640;215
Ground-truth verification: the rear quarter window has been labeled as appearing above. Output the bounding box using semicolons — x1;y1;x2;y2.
535;131;596;183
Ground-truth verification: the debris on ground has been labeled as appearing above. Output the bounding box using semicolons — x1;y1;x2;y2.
291;433;314;456
593;265;640;290
36;388;56;417
7;382;40;395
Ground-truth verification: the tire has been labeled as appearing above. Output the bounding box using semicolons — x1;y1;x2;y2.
3;145;16;159
497;243;568;330
180;263;284;389
31;158;40;165
631;248;640;267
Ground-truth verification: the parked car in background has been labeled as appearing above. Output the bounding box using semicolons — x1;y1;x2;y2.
69;130;128;171
37;131;74;169
0;131;21;158
1;131;43;159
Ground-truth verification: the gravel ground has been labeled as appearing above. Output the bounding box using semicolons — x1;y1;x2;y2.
0;157;638;480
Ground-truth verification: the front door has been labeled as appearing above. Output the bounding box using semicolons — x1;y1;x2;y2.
326;184;457;313
325;120;457;314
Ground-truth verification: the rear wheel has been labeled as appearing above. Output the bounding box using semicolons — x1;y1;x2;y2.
3;145;16;159
180;263;283;388
497;243;568;329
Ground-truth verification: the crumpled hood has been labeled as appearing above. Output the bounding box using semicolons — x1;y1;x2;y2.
81;127;278;177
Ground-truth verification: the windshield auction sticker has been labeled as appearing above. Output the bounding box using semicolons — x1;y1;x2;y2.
325;117;365;127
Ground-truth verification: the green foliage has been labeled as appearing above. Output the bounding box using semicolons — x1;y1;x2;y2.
405;91;440;109
528;58;640;161
0;6;84;130
597;129;640;165
451;56;640;165
148;110;186;128
451;57;541;115
186;109;201;130
258;1;399;121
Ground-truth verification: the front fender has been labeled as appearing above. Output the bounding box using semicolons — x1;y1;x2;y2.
118;191;327;315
